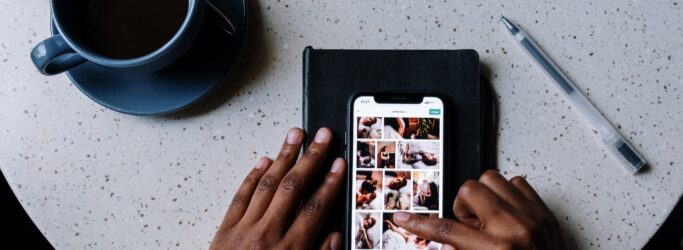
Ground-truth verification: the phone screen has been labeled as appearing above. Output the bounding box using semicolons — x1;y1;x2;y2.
351;95;444;250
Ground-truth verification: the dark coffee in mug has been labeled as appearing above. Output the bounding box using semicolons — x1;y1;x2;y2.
76;0;188;59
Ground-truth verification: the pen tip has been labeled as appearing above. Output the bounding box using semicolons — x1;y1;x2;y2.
500;16;515;31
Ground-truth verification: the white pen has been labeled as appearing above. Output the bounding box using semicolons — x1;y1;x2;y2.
500;16;646;174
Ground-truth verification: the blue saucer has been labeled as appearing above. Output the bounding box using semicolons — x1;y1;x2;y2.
51;0;247;116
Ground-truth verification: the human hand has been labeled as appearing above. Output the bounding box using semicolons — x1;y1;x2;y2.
209;128;345;250
393;170;566;250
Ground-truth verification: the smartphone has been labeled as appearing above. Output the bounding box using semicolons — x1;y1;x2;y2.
346;93;448;250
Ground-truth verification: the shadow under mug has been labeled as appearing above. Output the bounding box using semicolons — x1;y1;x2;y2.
31;0;206;76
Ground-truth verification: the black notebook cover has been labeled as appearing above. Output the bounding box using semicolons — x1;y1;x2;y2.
302;48;494;245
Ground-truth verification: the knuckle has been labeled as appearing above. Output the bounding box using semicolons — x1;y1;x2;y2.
257;175;277;191
305;147;323;157
244;172;260;185
232;237;244;247
229;194;244;208
247;238;265;250
457;180;480;199
302;197;322;216
479;170;500;183
325;176;337;185
281;174;303;192
278;148;294;159
433;220;453;239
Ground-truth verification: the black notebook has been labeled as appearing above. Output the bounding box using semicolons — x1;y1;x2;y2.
301;47;494;243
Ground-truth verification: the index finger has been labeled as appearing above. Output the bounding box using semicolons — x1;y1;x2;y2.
509;176;546;207
452;180;510;224
392;212;496;250
478;170;529;208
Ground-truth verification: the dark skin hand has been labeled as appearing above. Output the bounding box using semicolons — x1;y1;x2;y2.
393;170;567;250
211;128;566;250
209;127;345;250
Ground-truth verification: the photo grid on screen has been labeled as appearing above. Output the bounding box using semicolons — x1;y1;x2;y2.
353;117;443;250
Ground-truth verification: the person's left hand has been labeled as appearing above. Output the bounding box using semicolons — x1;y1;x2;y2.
209;128;346;250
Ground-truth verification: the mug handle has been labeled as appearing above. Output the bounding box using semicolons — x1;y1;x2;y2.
31;34;88;76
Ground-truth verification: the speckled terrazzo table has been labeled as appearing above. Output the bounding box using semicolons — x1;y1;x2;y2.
1;0;681;249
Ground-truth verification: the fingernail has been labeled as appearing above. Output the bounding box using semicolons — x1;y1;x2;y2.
394;212;410;222
286;128;301;144
330;158;345;173
255;157;270;169
314;128;331;144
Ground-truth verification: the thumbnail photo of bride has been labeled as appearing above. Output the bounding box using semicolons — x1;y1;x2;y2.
412;171;439;211
356;171;383;210
397;141;440;169
358;117;383;139
377;141;396;169
357;141;377;168
383;171;411;211
354;212;381;249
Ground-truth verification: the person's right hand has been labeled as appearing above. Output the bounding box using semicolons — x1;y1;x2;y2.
393;170;567;250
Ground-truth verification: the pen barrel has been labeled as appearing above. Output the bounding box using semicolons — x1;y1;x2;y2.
569;92;617;139
516;31;580;95
506;25;646;174
516;34;618;137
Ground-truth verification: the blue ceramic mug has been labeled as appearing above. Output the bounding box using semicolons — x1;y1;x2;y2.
31;0;206;76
